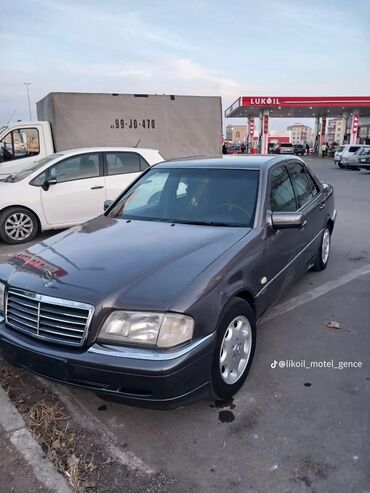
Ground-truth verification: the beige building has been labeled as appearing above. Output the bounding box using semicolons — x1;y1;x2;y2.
287;123;313;146
326;118;345;144
225;124;247;143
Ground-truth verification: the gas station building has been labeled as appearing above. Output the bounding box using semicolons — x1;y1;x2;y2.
225;96;370;154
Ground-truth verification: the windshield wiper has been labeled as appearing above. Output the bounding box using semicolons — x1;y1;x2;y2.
169;219;245;227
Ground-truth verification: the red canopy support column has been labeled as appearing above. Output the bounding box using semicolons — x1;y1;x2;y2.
261;109;269;154
313;116;320;155
318;117;326;156
350;111;359;144
248;117;255;153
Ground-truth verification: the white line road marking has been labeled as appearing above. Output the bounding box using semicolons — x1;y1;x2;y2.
0;385;73;493
263;263;370;322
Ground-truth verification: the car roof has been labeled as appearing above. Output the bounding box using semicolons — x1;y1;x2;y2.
156;155;301;170
55;147;160;156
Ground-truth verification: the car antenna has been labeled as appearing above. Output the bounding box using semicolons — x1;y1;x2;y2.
6;109;16;124
135;138;142;148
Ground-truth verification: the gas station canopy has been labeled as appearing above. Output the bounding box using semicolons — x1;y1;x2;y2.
225;96;370;119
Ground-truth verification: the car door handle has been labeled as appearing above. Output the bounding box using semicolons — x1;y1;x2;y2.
91;186;104;190
319;201;326;210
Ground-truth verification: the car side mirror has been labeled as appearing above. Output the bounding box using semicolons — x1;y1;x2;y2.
104;200;113;211
271;211;304;229
41;178;57;191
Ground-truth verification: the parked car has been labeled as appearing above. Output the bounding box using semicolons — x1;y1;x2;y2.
276;143;295;155
349;146;370;170
0;147;163;244
333;145;345;165
268;143;278;154
226;144;242;154
0;155;336;409
333;144;362;168
293;144;305;156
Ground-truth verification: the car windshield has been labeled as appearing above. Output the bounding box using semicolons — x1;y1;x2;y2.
337;146;345;152
108;167;260;227
3;153;62;182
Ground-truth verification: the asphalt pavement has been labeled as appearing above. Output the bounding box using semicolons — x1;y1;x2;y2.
0;157;369;493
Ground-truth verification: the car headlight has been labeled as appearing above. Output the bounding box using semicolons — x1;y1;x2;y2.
0;281;5;314
98;311;194;348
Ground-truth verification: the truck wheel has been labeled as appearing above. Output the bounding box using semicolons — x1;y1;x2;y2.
210;298;256;401
0;207;39;244
311;226;331;272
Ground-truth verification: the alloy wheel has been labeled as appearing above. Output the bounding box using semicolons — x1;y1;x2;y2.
219;315;252;385
5;212;34;241
321;229;331;265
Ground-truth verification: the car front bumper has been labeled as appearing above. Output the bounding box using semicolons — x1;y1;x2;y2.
0;318;216;409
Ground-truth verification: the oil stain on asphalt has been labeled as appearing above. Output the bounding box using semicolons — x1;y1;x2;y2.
210;398;236;423
218;410;235;423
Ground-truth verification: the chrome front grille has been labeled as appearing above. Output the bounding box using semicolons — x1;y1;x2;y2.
5;289;94;347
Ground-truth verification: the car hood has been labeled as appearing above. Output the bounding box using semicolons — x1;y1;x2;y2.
4;216;250;311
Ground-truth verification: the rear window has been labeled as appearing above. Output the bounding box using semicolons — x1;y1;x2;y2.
280;143;293;148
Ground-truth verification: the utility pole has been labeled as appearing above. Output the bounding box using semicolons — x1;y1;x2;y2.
23;82;32;120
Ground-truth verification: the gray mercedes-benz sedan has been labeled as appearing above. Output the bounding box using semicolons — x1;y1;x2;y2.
0;156;336;408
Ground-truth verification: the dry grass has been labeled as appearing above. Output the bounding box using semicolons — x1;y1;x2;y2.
24;399;102;491
0;361;108;492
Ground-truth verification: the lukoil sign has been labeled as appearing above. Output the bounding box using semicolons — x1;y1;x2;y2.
250;98;281;105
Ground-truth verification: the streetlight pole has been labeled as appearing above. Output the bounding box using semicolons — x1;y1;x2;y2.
23;82;32;120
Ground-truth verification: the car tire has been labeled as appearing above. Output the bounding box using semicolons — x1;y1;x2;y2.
0;207;39;245
338;161;345;169
210;298;256;401
311;226;331;272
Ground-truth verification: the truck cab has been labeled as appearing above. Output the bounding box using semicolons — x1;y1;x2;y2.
0;122;54;178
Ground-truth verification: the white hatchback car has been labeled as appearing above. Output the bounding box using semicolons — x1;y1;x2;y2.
0;147;163;244
333;144;362;168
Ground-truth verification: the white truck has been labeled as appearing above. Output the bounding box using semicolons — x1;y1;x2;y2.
0;92;222;178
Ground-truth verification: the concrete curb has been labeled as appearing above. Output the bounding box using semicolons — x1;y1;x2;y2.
0;385;73;493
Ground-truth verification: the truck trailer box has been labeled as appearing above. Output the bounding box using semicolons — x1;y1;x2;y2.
37;92;222;160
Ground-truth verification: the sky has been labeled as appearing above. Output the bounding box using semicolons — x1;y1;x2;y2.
1;0;370;132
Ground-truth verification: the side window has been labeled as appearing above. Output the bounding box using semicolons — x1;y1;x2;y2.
105;152;141;175
305;171;319;198
287;162;317;208
0;128;39;163
270;165;297;212
31;171;47;186
49;153;100;183
140;156;150;171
